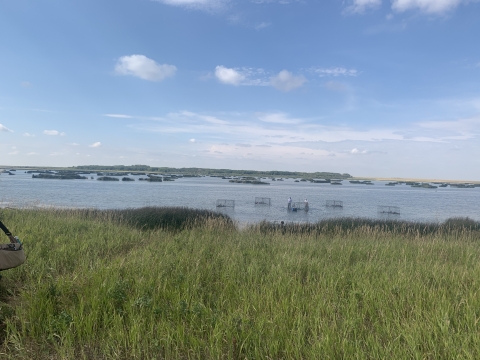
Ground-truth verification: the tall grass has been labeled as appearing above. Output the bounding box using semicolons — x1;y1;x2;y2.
1;208;480;359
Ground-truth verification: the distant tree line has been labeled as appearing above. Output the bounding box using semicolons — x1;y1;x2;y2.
71;165;352;179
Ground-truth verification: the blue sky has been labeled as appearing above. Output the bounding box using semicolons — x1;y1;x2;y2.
1;0;479;179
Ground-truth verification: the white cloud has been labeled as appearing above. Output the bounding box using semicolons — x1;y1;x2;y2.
103;114;133;119
8;151;19;155
154;0;228;11
0;124;12;132
270;70;307;92
350;148;369;154
43;130;65;136
190;138;196;143
392;0;465;13
345;0;382;13
68;143;80;146
214;66;269;86
115;55;177;82
311;67;358;77
89;142;102;148
215;66;246;85
23;133;35;137
27;152;38;156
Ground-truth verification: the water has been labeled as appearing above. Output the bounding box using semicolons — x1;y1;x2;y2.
1;171;479;223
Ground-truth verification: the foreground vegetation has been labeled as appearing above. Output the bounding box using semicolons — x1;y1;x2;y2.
1;208;480;359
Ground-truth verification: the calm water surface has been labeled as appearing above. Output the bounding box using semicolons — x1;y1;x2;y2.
1;171;479;223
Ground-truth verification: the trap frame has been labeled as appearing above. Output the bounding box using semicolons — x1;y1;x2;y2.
291;202;308;211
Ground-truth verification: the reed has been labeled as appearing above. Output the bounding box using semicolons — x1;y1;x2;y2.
1;208;480;359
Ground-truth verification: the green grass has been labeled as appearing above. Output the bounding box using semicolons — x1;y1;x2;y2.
1;208;480;359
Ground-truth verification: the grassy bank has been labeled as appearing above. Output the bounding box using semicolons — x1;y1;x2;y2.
1;208;480;359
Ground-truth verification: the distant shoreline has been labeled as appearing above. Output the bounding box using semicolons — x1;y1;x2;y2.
352;177;480;184
1;166;478;183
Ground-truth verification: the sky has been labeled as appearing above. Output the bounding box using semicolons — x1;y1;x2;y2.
1;0;480;179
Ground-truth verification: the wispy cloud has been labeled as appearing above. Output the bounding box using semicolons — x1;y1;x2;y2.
130;110;405;144
350;148;368;154
324;81;348;92
391;0;467;14
103;114;134;119
153;0;229;12
89;142;102;148
344;0;382;14
23;133;35;137
310;67;359;77
257;112;303;124
115;55;177;82
0;124;13;132
129;109;480;150
346;0;473;15
254;22;271;30
413;116;480;140
43;130;66;136
270;70;307;92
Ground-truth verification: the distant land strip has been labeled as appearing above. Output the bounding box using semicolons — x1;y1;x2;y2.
352;177;480;184
1;164;352;180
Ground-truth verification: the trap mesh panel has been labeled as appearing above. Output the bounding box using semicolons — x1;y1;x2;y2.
255;197;271;205
326;200;343;207
292;202;307;210
378;206;400;215
216;199;235;208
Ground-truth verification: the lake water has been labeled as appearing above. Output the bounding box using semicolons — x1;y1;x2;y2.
1;170;479;223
